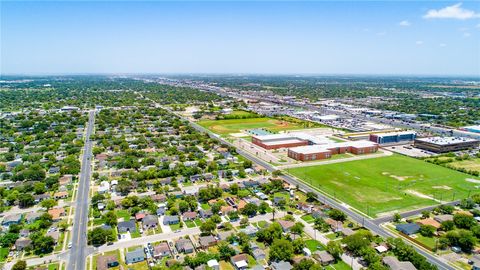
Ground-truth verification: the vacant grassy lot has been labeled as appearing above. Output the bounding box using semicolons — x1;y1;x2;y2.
197;117;306;135
450;158;480;173
286;155;480;217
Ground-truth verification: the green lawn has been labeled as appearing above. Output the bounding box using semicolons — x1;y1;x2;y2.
305;239;324;252
201;203;211;210
116;209;131;221
197;117;306;135
414;234;437;250
301;214;315;223
327;260;352;270
194;218;203;226
170;223;181;230
286;154;480;217
185;220;196;228
0;248;8;262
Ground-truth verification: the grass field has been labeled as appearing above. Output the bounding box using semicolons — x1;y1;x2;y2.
286;154;480;217
450;158;480;173
197;117;306;135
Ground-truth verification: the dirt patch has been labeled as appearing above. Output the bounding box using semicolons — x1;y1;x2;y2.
405;190;434;200
331;181;346;187
432;185;452;190
466;178;480;184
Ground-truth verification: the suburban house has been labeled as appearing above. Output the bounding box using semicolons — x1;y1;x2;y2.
314;250;335;265
48;207;66;221
153;242;171;259
118;220;137;233
163;215;180;225
277;220;295;232
199;235;217;248
231;254;249;270
54;191;69;199
199;209;213;219
382;256;417;270
175;238;194;254
25;212;42;224
396;223;420;235
182;211;198;221
2;213;22;227
15;238;32;251
270;261;293;270
142;215;159;229
125;248;145;264
97;254;119;270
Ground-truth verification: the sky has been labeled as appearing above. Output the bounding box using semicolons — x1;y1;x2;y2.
1;1;479;76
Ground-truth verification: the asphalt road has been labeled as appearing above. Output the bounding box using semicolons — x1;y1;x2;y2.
68;110;95;270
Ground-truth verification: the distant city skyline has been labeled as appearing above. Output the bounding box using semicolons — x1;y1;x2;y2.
1;1;479;76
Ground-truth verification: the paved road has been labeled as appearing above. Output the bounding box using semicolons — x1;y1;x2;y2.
372;200;461;225
68;110;95;270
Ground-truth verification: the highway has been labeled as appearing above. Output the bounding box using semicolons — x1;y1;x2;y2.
68;110;95;270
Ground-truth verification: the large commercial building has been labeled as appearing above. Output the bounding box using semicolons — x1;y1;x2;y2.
251;132;332;150
288;141;379;161
414;137;480;153
462;125;480;134
252;134;309;150
369;131;416;145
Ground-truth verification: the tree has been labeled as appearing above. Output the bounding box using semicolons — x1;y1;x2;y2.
88;227;115;247
314;218;330;232
419;225;436;237
40;199;57;210
103;211;118;227
292;238;305;254
230;183;239;195
326;240;343;260
200;219;216;235
256;222;283;245
290;222;305;236
12;260;27;270
361;246;381;266
453;214;476;229
218;242;236;260
178;200;189;213
241;203;258;217
30;234;55;255
440;220;455;231
240;217;249;226
328;209;347;222
306;191;317;202
393;213;401;222
342;231;374;256
258;201;269;214
0;232;19;248
421;211;430;219
18;193;34;208
269;238;294;262
293;259;322;270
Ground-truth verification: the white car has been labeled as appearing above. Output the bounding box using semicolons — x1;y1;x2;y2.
68;242;72;249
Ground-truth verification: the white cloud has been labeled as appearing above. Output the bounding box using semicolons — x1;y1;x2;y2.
416;40;424;45
476;23;480;28
376;31;387;36
399;20;411;26
439;43;447;47
464;32;471;37
423;3;479;20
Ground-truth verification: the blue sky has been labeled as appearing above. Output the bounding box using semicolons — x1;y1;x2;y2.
1;1;479;76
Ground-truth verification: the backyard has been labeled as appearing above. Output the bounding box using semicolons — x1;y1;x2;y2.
286;154;480;217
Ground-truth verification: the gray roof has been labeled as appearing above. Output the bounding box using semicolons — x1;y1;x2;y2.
271;261;293;270
126;248;145;261
382;256;417;270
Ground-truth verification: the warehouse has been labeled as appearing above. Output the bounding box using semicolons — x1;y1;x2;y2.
252;134;309;150
369;131;416;144
463;125;480;134
288;141;378;161
414;137;480;153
